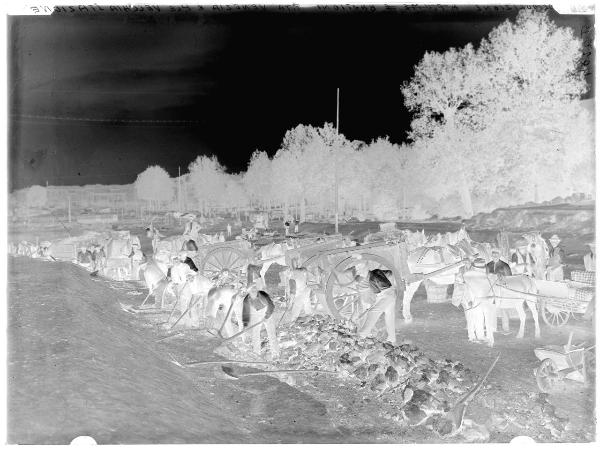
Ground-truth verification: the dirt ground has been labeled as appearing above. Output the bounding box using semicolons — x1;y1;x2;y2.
7;216;597;443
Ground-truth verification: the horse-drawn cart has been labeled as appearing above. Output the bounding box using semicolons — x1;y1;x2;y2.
535;271;595;327
300;240;468;323
194;239;254;279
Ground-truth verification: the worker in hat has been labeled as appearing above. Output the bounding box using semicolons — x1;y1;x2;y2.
167;252;198;327
183;214;201;244
584;241;595;272
242;282;280;359
356;264;397;345
486;248;512;277
546;234;565;281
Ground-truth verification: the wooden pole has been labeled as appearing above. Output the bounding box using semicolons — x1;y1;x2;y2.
335;88;340;234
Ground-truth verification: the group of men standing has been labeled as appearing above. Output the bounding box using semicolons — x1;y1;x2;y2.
488;234;593;281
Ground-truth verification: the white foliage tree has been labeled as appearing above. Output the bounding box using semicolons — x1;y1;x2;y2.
243;150;273;210
187;155;227;216
403;9;591;217
134;165;174;211
480;9;590;203
222;174;248;215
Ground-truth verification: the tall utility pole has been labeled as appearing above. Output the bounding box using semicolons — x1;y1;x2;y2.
178;166;181;212
335;88;340;234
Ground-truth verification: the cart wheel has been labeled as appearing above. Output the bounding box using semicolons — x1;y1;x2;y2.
542;304;571;327
200;247;248;280
325;253;403;325
536;358;560;393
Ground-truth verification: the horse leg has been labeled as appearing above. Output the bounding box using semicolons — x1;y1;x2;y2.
500;309;510;332
527;300;541;338
483;302;495;347
464;305;476;342
473;305;486;341
515;302;526;338
402;281;421;323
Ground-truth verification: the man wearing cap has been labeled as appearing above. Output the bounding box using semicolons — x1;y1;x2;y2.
183;214;201;243
171;252;195;297
242;283;280;359
356;266;397;345
546;234;565;281
584;241;595;272
486;249;512;277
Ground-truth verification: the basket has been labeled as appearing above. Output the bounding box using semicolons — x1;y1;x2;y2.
451;283;466;306
570;270;595;285
425;279;451;303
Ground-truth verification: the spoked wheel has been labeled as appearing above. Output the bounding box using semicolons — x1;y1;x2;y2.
325;253;403;326
200;247;248;280
541;303;571;327
536;358;560;393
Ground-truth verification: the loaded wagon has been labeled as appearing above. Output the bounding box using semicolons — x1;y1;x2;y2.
296;239;467;325
535;270;595;327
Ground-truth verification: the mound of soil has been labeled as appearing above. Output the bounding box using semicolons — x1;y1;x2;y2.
465;203;595;235
7;257;258;444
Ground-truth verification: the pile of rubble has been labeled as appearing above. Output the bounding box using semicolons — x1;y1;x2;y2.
217;315;478;426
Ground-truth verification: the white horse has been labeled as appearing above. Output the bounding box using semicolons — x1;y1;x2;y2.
457;270;540;346
522;231;549;279
169;272;214;328
401;245;467;323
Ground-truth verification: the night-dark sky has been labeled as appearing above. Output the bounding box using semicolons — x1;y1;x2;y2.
8;5;594;191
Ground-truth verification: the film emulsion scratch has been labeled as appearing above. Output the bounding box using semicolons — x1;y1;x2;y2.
7;4;596;445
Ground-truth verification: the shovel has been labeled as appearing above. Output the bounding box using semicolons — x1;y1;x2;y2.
434;354;500;437
219;365;339;380
185;359;272;367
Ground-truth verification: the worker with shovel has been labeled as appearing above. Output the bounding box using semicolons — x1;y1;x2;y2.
356;263;398;345
169;252;198;327
242;282;280;360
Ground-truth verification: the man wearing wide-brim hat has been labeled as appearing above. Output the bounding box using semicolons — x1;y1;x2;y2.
546;234;565;281
584;240;595;272
182;212;201;243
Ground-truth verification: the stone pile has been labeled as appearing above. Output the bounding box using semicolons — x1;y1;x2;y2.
218;315;478;426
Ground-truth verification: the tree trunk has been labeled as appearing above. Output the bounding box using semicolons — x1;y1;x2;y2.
459;177;474;219
300;198;306;222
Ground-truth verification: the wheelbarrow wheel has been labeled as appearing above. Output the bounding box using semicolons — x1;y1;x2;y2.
536;358;559;393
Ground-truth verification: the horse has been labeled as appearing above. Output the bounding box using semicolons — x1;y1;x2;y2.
401;245;467;323
169;272;214;328
205;285;245;337
522;231;549;279
457;269;540;346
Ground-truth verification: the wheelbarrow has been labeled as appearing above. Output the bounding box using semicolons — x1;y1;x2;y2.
534;331;595;393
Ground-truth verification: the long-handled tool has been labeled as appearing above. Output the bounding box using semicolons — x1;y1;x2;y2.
434;354;500;437
185;359;272;367
219;318;266;343
219;365;339;380
169;292;201;330
138;287;155;309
